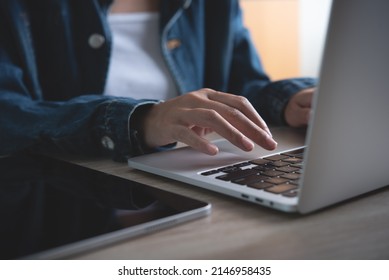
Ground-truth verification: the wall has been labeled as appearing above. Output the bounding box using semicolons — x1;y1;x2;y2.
240;0;300;80
240;0;332;79
299;0;332;77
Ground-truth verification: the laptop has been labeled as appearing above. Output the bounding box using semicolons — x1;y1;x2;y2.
129;0;389;214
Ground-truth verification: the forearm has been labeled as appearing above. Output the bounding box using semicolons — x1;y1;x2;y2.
0;91;159;161
247;78;317;126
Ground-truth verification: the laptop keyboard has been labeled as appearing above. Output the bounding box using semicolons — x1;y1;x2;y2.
200;148;305;198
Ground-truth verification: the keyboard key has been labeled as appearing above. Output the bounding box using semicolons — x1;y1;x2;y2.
268;161;290;167
282;157;303;164
276;166;300;173
233;162;252;168
201;170;220;176
247;181;273;190
290;163;304;169
216;169;258;181
281;173;300;180
261;170;284;177
249;158;270;165
218;166;241;173
264;154;289;161
282;189;299;197
232;174;268;185
281;148;305;158
265;183;297;194
288;180;300;185
265;177;289;185
252;165;274;172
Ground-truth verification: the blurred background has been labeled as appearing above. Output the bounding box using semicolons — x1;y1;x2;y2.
241;0;332;80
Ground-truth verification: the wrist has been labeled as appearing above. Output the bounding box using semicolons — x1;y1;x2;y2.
129;104;155;154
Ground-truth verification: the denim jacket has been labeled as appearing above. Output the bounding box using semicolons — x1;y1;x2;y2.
0;0;316;161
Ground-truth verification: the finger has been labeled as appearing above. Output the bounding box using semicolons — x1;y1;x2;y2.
207;91;272;136
290;107;311;127
193;92;276;149
191;126;214;137
296;88;315;108
284;88;315;127
213;104;276;150
171;125;219;155
302;108;311;125
178;108;276;151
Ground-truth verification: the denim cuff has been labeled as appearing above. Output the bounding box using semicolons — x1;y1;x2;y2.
95;98;158;161
260;78;317;125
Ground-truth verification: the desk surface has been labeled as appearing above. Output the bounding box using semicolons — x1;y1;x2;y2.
64;153;389;260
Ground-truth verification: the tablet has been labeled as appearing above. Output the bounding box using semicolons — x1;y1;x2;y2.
0;154;211;259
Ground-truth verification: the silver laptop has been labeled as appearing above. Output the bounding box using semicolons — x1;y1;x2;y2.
129;0;389;214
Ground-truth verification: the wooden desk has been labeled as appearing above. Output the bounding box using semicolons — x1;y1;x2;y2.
64;153;389;260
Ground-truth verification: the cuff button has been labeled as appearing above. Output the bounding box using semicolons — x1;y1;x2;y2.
101;136;115;150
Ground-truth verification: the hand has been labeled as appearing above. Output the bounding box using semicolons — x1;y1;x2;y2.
284;87;315;127
139;88;277;155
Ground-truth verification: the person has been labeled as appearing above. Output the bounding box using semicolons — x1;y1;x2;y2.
0;0;316;162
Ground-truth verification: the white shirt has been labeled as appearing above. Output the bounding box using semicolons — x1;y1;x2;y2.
104;12;178;100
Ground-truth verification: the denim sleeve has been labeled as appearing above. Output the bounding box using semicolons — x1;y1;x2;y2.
0;64;159;161
227;0;317;125
250;78;317;125
0;1;161;162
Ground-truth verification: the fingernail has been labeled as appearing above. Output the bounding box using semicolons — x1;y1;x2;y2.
243;137;254;151
267;137;277;149
207;144;219;155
